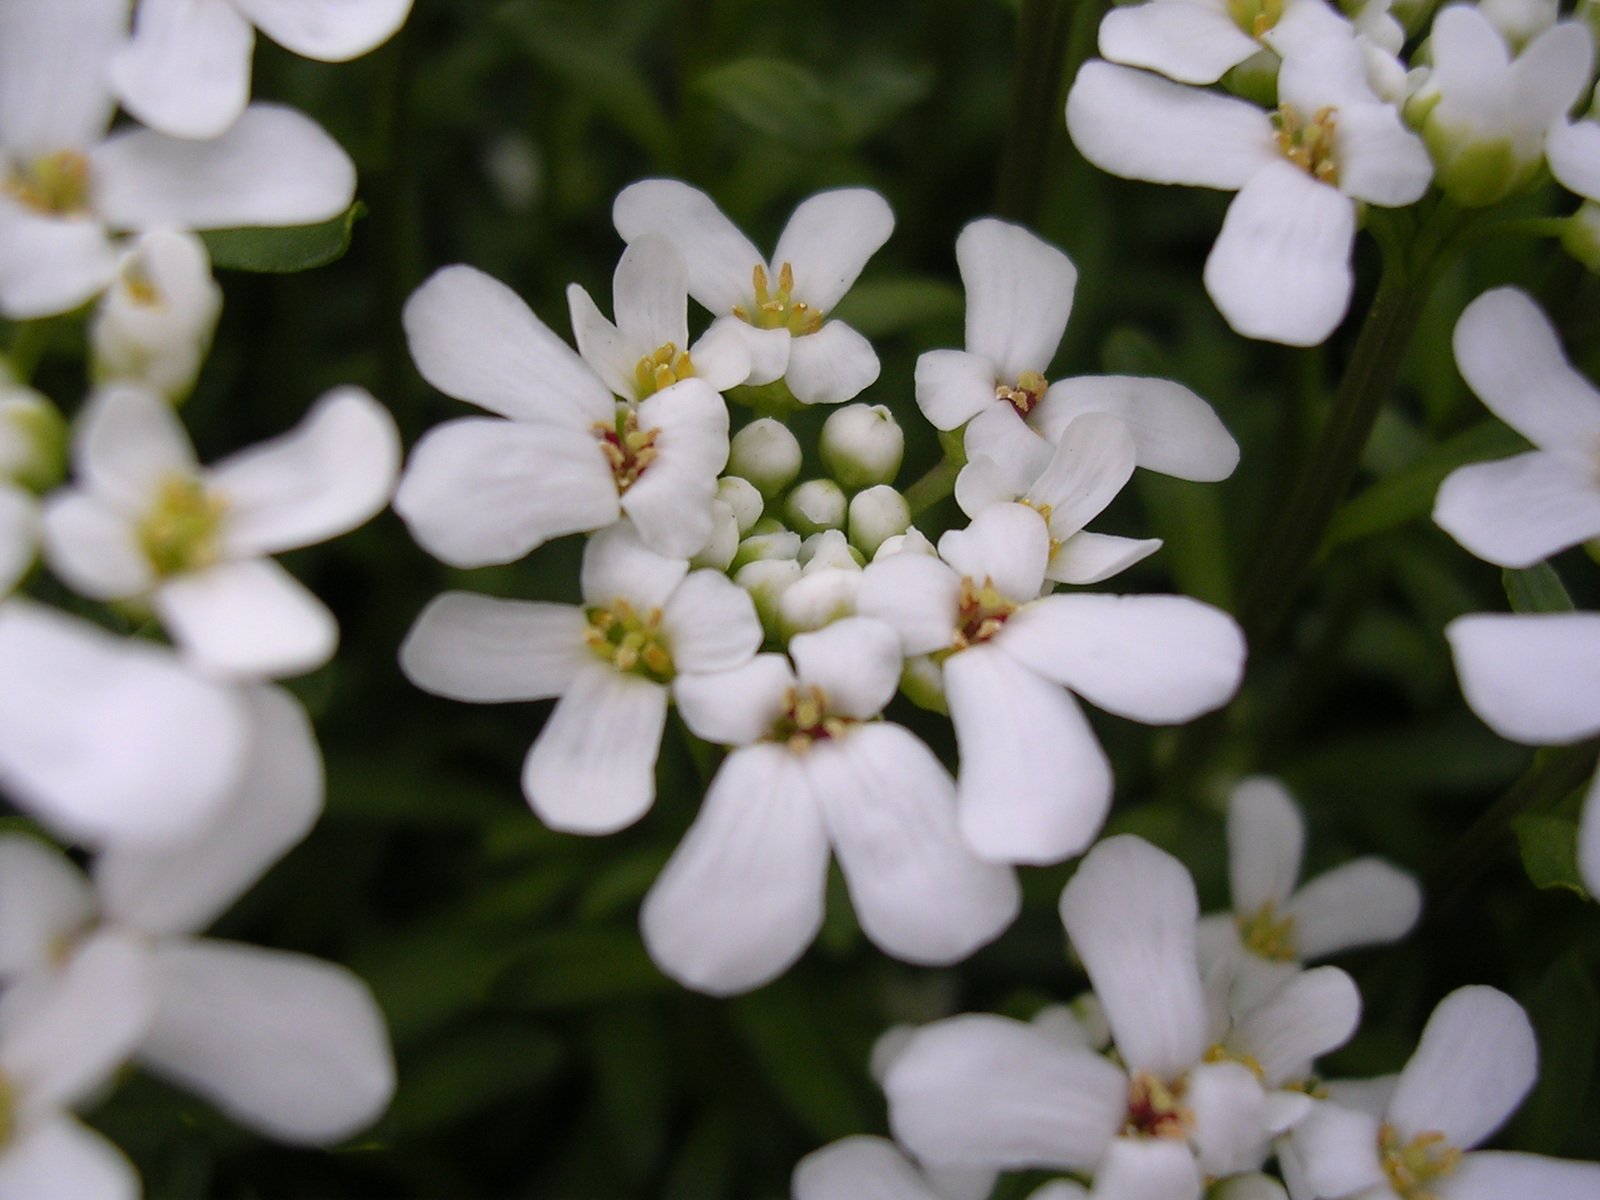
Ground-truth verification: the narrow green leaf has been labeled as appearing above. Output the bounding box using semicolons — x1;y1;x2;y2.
1503;563;1576;614
693;58;842;152
493;927;670;1009
727;980;872;1141
201;204;365;273
1136;473;1232;608
384;1022;565;1136
1513;813;1590;897
829;277;964;338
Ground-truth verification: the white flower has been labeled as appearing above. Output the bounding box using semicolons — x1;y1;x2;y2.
1548;84;1600;202
793;1135;1035;1200
1096;0;1326;86
400;522;763;836
43;385;399;679
859;502;1246;864
1433;288;1600;567
1291;986;1600;1199
0;687;397;1146
1066;17;1432;346
642;616;1019;995
0;0;357;319
613;180;894;405
396;264;731;563
114;0;413;140
90;229;223;402
0;599;249;846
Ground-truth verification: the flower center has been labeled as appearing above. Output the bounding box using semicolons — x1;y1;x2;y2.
634;342;695;398
584;599;674;682
1274;105;1340;185
4;150;91;216
1123;1072;1194;1140
137;474;227;578
769;683;853;752
593;408;660;492
1227;0;1285;37
1379;1125;1462;1200
943;575;1017;654
1237;901;1297;962
995;370;1048;416
733;262;824;336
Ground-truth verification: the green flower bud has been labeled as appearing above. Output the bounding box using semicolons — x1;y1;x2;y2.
798;528;863;570
819;403;904;489
728;418;802;496
690;500;740;571
1563;202;1600;273
778;567;861;638
734;558;801;639
716;475;765;533
783;478;847;536
899;654;947;714
0;385;66;493
847;484;912;558
731;527;802;571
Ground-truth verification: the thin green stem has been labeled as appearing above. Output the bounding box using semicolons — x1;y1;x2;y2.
993;0;1076;224
903;456;961;518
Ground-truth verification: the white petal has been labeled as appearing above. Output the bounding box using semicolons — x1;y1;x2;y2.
154;558;337;679
661;569;762;674
793;1136;946;1200
73;383;199;510
1031;375;1240;482
212;387;399;556
1434;451;1600;568
957;217;1077;380
622;380;729;557
1065;61;1277;189
0;601;248;846
0;200;117;320
857;552;962;656
94;685;322;936
567;282;634;400
1060;835;1208;1079
612;180;764;315
1506;21;1595;138
399;592;586;702
1289;1102;1387;1198
92;104;356;230
1324;1074;1400;1119
403;264;614;424
1388;986;1536;1149
0;836;93;979
522;663;667;834
0;1119;137;1200
1549;118;1600;201
998;593;1245;723
1227;776;1305;916
809;724;1019;964
790;616;903;719
579;519;689;612
1099;0;1258;85
0;487;32;596
392;417;619;568
0;0;122;156
640;743;830;994
1446;612;1600;743
1188;1060;1271;1177
915;349;1001;431
727;321;791;386
963;405;1053;490
611;233;690;355
233;0;412;60
1026;412;1137;539
1332;103;1434;207
937;502;1051;603
1425;7;1511;122
946;644;1112;864
1580;768;1600;899
1090;1135;1204;1200
1442;1151;1600;1200
1047;532;1163;586
1209;1174;1287;1200
672;653;792;746
1203;162;1354;347
687;315;754;392
1229;966;1361;1086
772;188;894;312
39;492;152;601
1285;858;1422;959
111;0;254;140
786;320;880;406
1452;287;1600;452
139;939;394;1143
884;1014;1126;1171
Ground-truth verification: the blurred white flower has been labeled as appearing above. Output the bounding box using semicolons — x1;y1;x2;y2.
397;264;731;563
1095;0;1325;85
43;384;399;679
613;180;893;405
90;229;222;402
792;1135;1019;1200
1548;83;1600;202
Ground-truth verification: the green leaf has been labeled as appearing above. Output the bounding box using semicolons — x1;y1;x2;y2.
493;927;670;1010
1513;813;1590;897
727;979;872;1141
829;277;964;339
384;1022;565;1136
201;204;365;273
1507;949;1600;1151
1136;473;1232;608
693;58;842;152
1503;563;1576;614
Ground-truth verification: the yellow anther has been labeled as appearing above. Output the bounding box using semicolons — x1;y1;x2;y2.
1204;1043;1266;1081
995;370;1049;416
1124;1072;1194;1140
1380;1125;1462;1200
941;575;1018;655
137;474;227;578
1274;105;1341;185
1237;902;1298;962
633;342;696;398
1227;0;1285;35
584;599;674;683
4;150;91;216
771;683;855;751
732;261;825;336
593;409;660;492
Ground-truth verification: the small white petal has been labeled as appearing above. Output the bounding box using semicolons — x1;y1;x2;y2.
1059;835;1208;1079
111;0;255;140
1286;858;1422;959
233;0;412;60
399;593;586;703
1506;21;1595;137
0;1118;137;1200
1188;1059;1271;1177
39;492;153;601
937;502;1051;603
915;349;1001;431
1433;451;1600;568
957;217;1077;382
641;743;830;994
0;200;117;321
660;569;762;674
567;282;634;400
613;180;765;315
1098;0;1260;85
793;1136;946;1200
727;322;791;387
1332;103;1434;207
790;616;903;720
1388;986;1537;1149
610;233;691;356
1025;412;1137;540
0;835;93;979
1289;1101;1387;1198
786;320;880;406
1031;375;1240;482
687;315;753;392
1227;776;1306;916
154;557;338;679
772;188;894;312
1091;1135;1204;1200
621;381;729;558
579;519;690;612
857;552;962;656
1446;613;1600;744
0;0;123;156
1549;118;1600;201
672;653;792;746
139;939;394;1144
1203;162;1355;347
73;383;199;510
1442;1151;1600;1200
1324;1074;1400;1118
884;1014;1126;1171
1047;532;1163;586
1229;966;1361;1086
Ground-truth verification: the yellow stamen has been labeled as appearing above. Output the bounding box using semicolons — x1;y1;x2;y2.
1237;902;1298;962
1227;0;1285;36
633;342;696;398
3;150;91;216
1380;1125;1462;1200
938;576;1018;657
593;408;660;492
770;683;853;751
1123;1072;1194;1140
995;370;1048;416
731;261;824;336
137;474;227;578
584;599;674;683
1204;1043;1266;1081
1274;105;1340;185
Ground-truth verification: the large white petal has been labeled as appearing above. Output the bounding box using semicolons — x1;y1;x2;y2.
1098;0;1258;85
73;382;199;510
956;217;1077;380
1387;986;1536;1149
1031;375;1239;482
857;552;961;656
1442;1151;1600;1200
1288;1101;1386;1198
946;644;1112;864
567;282;633;400
1433;451;1600;568
1285;858;1422;959
111;0;254;141
1229;966;1361;1086
94;685;321;936
39;492;152;601
914;348;1000;431
579;519;689;612
640;743;829;994
1332;103;1434;207
154;557;338;679
1427;7;1512;131
790;616;903;720
0;200;116;320
399;592;586;702
1506;21;1595;139
1065;60;1278;189
0;1118;137;1200
771;188;894;312
0;0;123;156
233;0;412;59
1446;612;1600;744
403;264;614;424
0;835;93;982
612;180;764;315
521;663;667;834
1059;835;1208;1079
1226;776;1305;915
139;939;394;1143
793;1136;947;1200
392;417;620;568
1084;1134;1203;1200
0;601;248;846
1187;1059;1270;1177
1025;412;1137;539
610;233;690;356
884;1014;1126;1171
660;569;762;674
212;387;399;556
786;320;880;406
671;653;792;746
810;724;1019;964
998;593;1245;723
92;104;356;230
1048;532;1163;586
1549;117;1600;202
1203;162;1354;347
937;502;1051;603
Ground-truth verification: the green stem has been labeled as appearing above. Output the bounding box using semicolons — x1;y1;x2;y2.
903;455;961;518
992;0;1077;224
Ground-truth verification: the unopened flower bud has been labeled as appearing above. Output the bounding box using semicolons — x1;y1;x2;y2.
691;500;740;571
91;230;222;402
778;566;861;637
847;484;911;558
734;557;801;638
1479;0;1557;46
900;654;947;714
716;475;765;533
799;528;863;571
1563;202;1600;273
732;526;802;570
784;478;847;536
0;384;66;493
820;403;904;489
873;525;937;560
728;418;802;496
